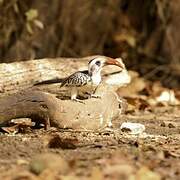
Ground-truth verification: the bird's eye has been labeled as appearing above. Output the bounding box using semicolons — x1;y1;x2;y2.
95;61;101;66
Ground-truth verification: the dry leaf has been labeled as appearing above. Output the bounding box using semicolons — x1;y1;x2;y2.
114;33;136;47
13;3;19;13
156;90;180;105
34;19;44;29
1;125;19;134
25;9;38;21
26;22;33;34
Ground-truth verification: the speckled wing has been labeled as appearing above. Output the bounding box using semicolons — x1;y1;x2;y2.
60;71;91;87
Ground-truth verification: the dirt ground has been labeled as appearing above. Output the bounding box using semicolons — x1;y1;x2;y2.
0;106;179;180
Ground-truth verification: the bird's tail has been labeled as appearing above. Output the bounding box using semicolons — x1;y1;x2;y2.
34;78;64;86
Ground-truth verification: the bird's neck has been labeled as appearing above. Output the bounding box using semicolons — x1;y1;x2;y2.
90;71;101;86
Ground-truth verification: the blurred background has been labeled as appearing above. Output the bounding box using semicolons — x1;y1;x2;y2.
0;0;179;88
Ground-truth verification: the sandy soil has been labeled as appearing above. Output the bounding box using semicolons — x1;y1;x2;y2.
0;106;179;180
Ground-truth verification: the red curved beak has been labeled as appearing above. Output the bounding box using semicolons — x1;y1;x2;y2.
104;58;125;69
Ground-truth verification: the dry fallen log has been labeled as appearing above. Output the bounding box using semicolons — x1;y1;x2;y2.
0;56;129;130
0;90;122;130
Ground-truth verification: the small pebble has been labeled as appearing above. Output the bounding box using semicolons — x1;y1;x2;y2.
120;122;145;135
29;153;70;175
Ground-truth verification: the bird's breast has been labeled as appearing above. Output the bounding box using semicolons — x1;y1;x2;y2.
91;74;101;86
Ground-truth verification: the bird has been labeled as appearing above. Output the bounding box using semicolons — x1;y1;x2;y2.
35;56;125;102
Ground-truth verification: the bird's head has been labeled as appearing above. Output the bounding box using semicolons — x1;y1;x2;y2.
88;56;125;76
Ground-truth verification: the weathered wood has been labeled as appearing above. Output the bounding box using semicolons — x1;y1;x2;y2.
0;56;129;130
0;90;121;130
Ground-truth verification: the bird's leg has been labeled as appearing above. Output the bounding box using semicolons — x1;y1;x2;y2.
71;87;78;100
90;87;102;99
71;87;85;104
85;91;101;99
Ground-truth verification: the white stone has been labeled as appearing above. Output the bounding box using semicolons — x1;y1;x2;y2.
120;122;145;135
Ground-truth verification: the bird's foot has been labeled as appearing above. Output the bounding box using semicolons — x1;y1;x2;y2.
90;94;102;99
72;98;85;104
